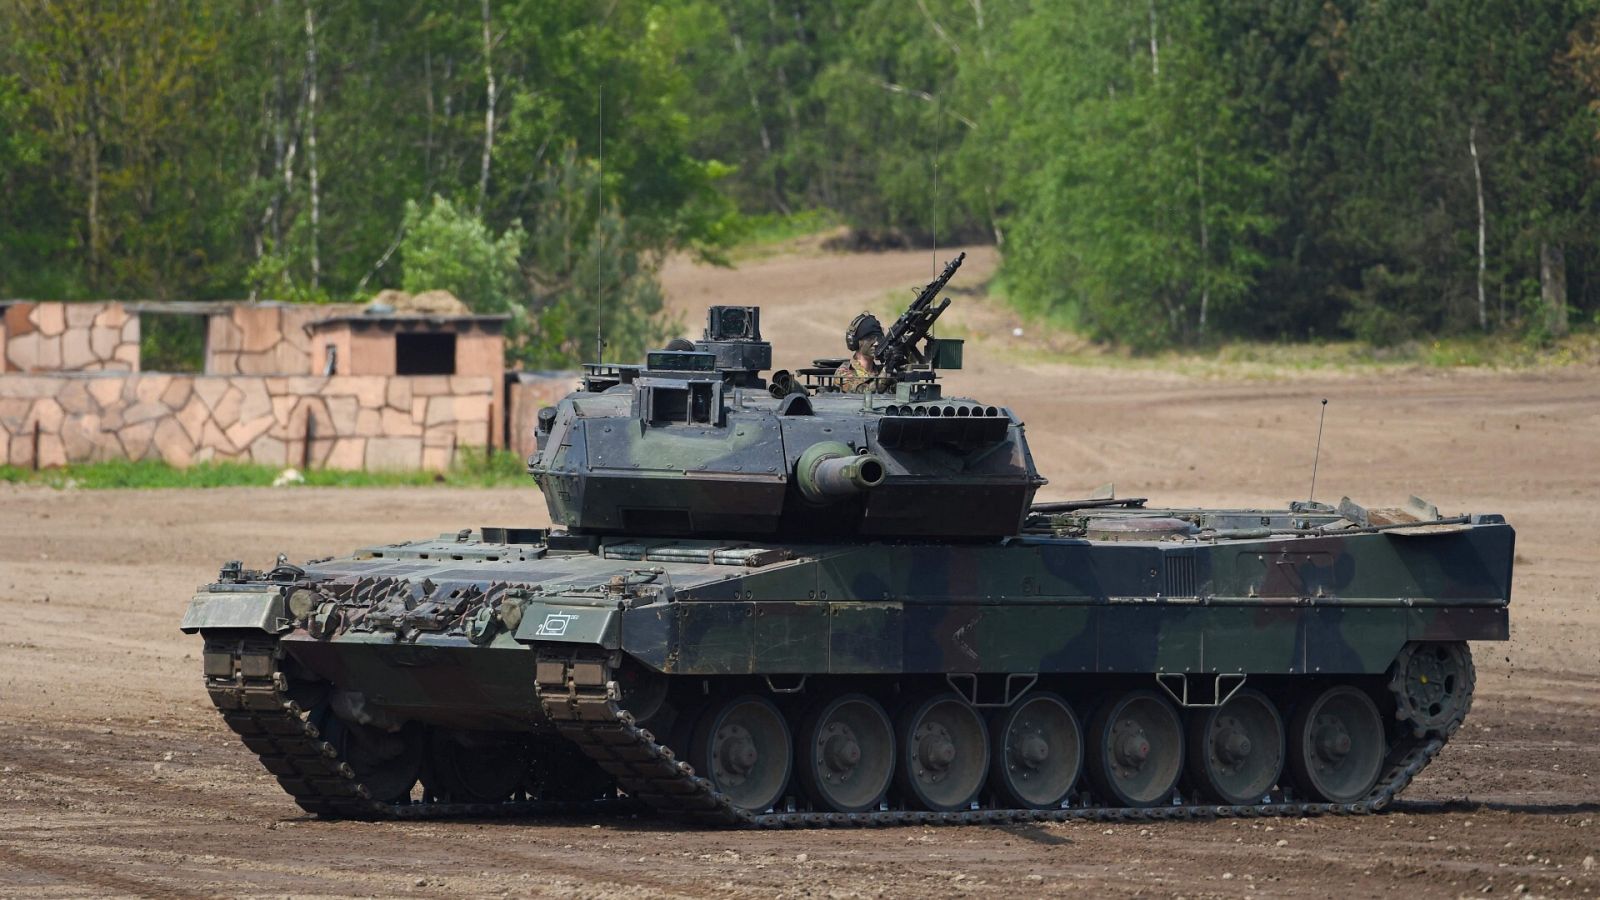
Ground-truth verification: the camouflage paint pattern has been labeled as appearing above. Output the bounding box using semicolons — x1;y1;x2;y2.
182;510;1512;732
528;361;1043;539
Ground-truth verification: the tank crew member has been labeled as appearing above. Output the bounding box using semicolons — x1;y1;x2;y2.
836;313;887;393
663;337;696;352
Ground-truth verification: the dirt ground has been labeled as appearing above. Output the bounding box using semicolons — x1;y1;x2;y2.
1;246;1597;898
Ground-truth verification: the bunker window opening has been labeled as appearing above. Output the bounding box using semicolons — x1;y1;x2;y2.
395;332;456;375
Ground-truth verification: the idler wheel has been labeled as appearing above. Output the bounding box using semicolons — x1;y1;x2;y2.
1288;685;1387;804
690;695;791;813
798;693;895;813
895;693;988;812
422;730;527;803
614;659;669;726
989;691;1082;809
1388;641;1474;737
1185;689;1285;806
1087;690;1183;807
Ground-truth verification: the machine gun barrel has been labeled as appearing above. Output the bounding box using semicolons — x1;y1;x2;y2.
875;252;966;375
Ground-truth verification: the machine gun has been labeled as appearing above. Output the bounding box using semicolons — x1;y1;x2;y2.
873;252;965;377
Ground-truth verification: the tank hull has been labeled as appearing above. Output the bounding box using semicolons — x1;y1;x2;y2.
185;510;1511;823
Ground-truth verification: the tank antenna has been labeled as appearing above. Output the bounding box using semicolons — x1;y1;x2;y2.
594;89;605;365
1308;398;1329;503
932;92;939;280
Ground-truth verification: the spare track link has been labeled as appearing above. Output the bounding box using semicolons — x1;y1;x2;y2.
532;650;1462;829
201;635;607;821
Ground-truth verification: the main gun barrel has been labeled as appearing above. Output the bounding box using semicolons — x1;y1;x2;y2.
796;441;887;503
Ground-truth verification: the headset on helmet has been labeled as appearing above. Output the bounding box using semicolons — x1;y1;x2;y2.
845;313;884;352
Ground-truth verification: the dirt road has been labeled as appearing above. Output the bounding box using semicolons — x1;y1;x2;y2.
1;247;1596;897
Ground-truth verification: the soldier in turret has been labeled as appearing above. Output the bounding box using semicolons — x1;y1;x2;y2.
836;313;887;393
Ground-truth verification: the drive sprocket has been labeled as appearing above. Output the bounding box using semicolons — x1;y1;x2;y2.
1387;641;1475;738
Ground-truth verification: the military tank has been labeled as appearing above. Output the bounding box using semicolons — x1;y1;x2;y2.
183;254;1513;826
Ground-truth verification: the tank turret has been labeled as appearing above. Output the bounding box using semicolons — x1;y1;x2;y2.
528;278;1046;539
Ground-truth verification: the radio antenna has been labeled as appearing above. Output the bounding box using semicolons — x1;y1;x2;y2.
1308;398;1329;503
594;89;605;364
931;93;940;280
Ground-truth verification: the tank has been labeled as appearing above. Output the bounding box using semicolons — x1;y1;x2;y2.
182;255;1513;826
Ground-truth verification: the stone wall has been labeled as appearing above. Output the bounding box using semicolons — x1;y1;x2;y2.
205;303;362;375
2;302;140;373
309;319;507;445
506;372;580;458
0;373;493;471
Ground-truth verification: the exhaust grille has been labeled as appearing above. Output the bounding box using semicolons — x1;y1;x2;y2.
1164;555;1198;598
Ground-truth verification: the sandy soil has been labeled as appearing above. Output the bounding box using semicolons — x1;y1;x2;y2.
0;247;1596;898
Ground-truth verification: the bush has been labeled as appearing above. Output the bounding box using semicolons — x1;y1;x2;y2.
400;196;526;316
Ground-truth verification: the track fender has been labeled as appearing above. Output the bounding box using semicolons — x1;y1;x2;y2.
179;589;289;634
512;601;621;649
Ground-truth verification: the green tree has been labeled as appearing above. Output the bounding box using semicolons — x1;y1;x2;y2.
514;148;672;368
398;155;671;370
0;0;729;330
1322;0;1598;342
400;195;526;315
996;0;1273;348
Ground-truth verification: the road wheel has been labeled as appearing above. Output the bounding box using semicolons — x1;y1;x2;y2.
798;693;895;813
1289;685;1387;804
690;695;792;813
1185;689;1284;806
989;691;1082;809
527;739;614;801
1087;690;1183;807
895;692;989;811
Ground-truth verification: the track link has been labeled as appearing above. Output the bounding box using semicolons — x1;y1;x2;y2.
203;636;1465;827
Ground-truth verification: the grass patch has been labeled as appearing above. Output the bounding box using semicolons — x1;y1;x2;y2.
0;450;534;490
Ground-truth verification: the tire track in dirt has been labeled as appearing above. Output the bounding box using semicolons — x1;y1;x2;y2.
0;843;214;900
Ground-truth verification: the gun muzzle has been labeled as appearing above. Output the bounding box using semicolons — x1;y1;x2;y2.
796;441;886;503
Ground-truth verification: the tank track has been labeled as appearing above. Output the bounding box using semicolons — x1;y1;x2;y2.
201;635;630;821
202;636;1472;827
532;651;1468;828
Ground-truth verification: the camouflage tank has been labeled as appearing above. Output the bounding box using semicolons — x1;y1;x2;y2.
183;254;1512;826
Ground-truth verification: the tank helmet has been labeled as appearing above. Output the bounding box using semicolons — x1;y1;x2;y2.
846;313;884;351
664;337;696;352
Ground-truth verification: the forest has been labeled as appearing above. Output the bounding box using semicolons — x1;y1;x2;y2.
2;0;1598;361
